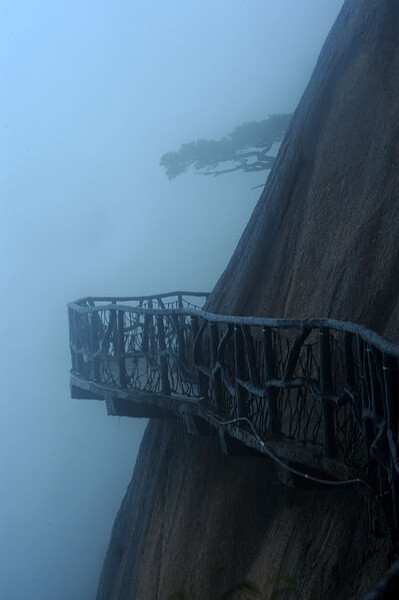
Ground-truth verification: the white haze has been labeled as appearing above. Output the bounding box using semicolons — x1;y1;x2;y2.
0;2;344;598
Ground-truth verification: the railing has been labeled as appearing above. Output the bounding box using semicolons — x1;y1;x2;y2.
68;291;399;535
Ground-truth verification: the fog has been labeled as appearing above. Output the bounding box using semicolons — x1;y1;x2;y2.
1;2;344;598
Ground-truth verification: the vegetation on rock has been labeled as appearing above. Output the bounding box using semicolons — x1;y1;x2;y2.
160;114;291;179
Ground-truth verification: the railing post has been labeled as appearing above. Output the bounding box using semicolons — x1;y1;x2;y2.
142;314;150;353
75;312;85;374
111;301;118;359
157;315;171;395
383;354;399;441
234;325;246;419
369;347;386;423
177;292;187;333
172;314;186;364
210;322;223;412
117;310;127;388
344;332;362;420
263;326;280;436
68;308;78;372
357;336;374;463
77;313;89;374
142;307;157;366
383;354;399;529
148;300;157;357
191;316;208;399
90;311;101;382
319;327;337;458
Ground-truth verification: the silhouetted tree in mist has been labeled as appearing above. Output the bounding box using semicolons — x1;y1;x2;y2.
160;114;291;179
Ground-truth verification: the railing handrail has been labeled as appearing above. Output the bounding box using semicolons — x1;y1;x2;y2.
68;294;399;359
69;290;209;307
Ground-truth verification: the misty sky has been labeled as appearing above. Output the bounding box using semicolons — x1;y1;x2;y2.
1;2;344;598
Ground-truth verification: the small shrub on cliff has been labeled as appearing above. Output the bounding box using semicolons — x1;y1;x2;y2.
168;565;261;599
168;571;300;599
270;575;300;599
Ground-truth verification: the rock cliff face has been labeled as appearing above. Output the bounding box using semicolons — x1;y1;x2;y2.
97;1;399;598
208;0;399;340
97;419;388;600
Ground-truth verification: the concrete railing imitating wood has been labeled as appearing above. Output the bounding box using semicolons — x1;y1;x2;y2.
68;291;399;537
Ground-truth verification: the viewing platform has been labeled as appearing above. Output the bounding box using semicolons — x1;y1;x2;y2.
68;291;399;535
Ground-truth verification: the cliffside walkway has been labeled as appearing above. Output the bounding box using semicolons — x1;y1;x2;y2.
68;291;399;535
